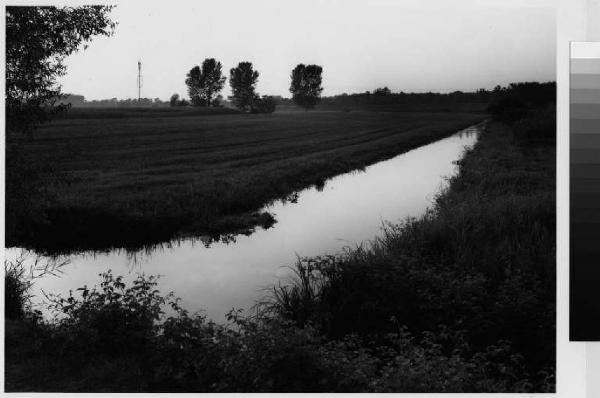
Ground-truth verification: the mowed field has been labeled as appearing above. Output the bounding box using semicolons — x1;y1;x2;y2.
7;109;485;252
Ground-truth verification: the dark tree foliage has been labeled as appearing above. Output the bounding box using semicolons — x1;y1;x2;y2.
168;93;188;107
315;89;493;112
487;82;556;144
169;93;180;107
290;64;323;110
6;6;116;136
487;82;556;125
373;86;391;95
229;62;260;111
251;95;277;114
185;58;226;107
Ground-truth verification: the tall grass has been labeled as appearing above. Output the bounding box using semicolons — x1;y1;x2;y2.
5;254;66;320
5;259;33;320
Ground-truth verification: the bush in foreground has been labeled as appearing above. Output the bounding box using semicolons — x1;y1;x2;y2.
6;268;543;392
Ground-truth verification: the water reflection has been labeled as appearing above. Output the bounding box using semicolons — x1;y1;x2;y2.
6;124;481;323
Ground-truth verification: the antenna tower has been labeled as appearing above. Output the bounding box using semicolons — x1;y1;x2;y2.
137;59;142;102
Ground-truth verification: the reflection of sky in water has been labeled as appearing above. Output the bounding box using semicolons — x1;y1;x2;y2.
6;125;480;323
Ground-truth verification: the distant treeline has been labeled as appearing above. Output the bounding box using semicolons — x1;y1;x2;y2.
312;88;483;112
270;88;491;112
61;82;555;114
306;82;553;112
60;94;173;108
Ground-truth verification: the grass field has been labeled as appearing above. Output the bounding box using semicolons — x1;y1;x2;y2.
56;106;240;119
6;109;485;253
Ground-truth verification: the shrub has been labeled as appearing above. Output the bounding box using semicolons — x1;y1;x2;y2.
169;93;189;107
251;95;277;114
6;261;553;392
48;270;172;355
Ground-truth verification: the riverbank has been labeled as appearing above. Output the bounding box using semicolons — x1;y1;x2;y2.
267;119;556;388
5;116;555;392
6;110;484;254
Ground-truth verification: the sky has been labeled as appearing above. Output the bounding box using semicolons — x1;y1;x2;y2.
54;0;557;101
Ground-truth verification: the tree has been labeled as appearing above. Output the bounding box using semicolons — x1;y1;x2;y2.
170;93;180;107
6;6;116;136
229;62;259;111
169;93;188;107
185;58;226;107
373;86;391;95
290;64;323;110
186;66;204;106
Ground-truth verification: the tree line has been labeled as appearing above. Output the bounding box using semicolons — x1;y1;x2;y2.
61;94;173;108
171;58;323;113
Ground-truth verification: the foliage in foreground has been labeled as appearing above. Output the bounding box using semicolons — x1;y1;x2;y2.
6;269;541;392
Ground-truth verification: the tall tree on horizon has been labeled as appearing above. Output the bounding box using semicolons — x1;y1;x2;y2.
229;61;259;111
290;64;323;111
185;58;226;107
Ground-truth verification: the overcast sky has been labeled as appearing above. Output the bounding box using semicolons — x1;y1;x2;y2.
56;0;557;101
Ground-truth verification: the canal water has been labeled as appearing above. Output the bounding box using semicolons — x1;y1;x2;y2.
6;124;481;323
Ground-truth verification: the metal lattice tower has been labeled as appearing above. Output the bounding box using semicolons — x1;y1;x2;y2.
137;59;143;102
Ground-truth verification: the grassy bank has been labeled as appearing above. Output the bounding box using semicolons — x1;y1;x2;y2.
5;114;555;392
269;119;555;385
6;109;483;253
